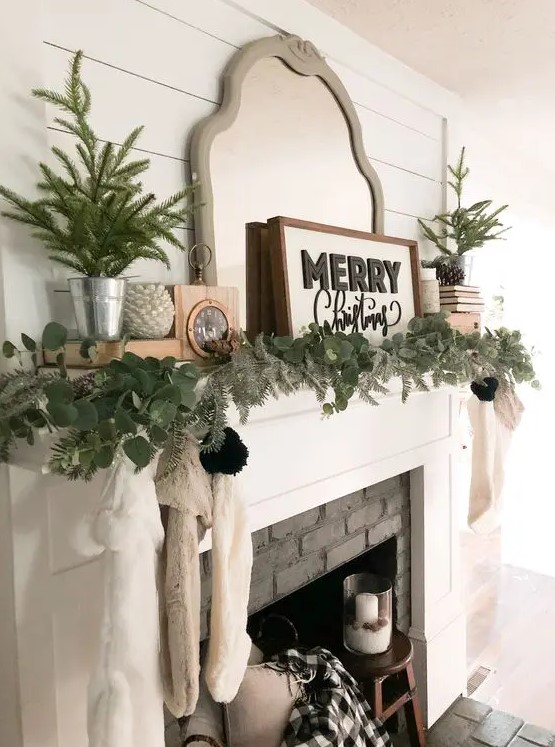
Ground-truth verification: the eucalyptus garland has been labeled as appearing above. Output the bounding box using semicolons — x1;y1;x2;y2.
0;314;537;481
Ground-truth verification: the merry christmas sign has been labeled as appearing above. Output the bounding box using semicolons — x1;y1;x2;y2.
262;216;422;344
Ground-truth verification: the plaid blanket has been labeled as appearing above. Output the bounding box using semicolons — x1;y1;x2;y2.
267;647;391;747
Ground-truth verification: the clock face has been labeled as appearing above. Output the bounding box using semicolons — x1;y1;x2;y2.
193;305;229;351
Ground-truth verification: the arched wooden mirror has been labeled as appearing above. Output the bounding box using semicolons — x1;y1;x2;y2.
190;34;384;324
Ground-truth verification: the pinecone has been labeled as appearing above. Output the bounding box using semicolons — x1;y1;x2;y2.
204;331;241;357
436;263;465;287
72;371;96;399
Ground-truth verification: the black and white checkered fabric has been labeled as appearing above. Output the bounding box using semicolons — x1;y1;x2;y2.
267;647;391;747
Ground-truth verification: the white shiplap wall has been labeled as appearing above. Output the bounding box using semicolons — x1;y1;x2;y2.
40;0;449;288
0;2;459;746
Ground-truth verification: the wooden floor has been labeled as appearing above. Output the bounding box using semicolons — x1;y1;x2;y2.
463;530;555;731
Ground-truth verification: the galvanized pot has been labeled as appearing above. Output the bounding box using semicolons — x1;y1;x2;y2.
452;253;474;284
68;277;127;341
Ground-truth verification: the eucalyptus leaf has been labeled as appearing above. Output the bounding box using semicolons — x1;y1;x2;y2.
97;420;117;441
115;408;137;434
123;435;151;468
47;401;78;427
150;424;169;445
132;368;153;394
153;383;182;405
21;334;36;352
149;399;177;427
121;351;144;369
93;444;114;469
179;389;197;410
42;322;67;351
46;379;74;404
2;341;16;358
73;400;98;430
79;338;97;360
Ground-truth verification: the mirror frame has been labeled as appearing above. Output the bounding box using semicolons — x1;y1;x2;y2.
189;33;385;285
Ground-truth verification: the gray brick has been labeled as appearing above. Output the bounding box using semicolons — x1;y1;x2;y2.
397;613;410;634
301;518;345;555
508;739;540;747
163;704;175;727
252;537;298;580
365;475;402;499
346;500;385;533
397;552;410;578
200;575;212;608
367;514;402;549
397;530;411;556
385;491;407;517
325;489;366;518
395;571;410;599
252;526;269;552
517;723;555;746
452;697;492;724
428;711;477;747
275;553;324;597
472;710;524;747
396;591;411;622
164;720;181;747
200;550;211;575
200;608;209;641
271;507;320;539
248;575;274;613
326;532;366;570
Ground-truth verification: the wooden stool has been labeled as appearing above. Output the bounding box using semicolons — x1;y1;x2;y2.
341;629;426;747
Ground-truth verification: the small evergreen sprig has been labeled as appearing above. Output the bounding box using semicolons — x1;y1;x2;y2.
0;50;195;276
0;315;537;479
418;147;510;265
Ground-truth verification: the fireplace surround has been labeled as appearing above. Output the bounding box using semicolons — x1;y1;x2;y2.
195;384;466;729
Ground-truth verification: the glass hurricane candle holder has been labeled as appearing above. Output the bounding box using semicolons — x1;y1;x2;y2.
343;572;393;655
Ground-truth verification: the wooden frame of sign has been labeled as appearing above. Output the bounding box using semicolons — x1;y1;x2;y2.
247;216;422;342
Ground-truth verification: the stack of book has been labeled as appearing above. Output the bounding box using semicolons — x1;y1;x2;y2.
439;285;485;313
439;285;484;334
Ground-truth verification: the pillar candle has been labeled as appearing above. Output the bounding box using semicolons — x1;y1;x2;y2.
355;592;379;624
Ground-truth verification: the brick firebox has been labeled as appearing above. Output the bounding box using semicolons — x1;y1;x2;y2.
199;473;411;640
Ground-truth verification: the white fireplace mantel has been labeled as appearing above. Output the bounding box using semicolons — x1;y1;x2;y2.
3;385;466;746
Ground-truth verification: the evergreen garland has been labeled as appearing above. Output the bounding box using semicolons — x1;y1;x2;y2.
0;314;538;480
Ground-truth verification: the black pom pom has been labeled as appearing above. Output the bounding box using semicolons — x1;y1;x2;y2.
200;427;249;475
470;377;499;402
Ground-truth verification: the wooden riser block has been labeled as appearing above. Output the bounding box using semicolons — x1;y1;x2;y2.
43;338;184;367
446;312;482;334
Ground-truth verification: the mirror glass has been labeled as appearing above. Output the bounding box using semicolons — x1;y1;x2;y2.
209;56;374;325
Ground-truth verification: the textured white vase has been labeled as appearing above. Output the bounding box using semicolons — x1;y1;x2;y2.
124;283;175;339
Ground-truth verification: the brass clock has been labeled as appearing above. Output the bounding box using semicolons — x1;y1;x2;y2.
186;298;232;358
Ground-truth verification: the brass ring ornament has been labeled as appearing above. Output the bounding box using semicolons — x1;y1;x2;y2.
188;243;213;285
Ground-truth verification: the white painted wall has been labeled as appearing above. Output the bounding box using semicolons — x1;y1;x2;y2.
0;1;460;744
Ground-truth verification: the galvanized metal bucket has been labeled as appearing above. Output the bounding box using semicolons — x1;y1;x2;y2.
452;253;474;284
68;277;127;341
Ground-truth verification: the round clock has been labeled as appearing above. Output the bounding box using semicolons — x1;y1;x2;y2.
187;299;231;357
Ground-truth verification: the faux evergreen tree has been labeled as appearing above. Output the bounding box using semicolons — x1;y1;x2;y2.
0;50;194;276
419;147;510;268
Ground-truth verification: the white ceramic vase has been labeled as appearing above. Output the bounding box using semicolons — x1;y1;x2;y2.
123;283;175;339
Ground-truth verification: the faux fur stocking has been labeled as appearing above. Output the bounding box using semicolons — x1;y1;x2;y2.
467;380;524;534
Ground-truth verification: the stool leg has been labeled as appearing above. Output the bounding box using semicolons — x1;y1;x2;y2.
404;663;426;747
370;677;385;720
